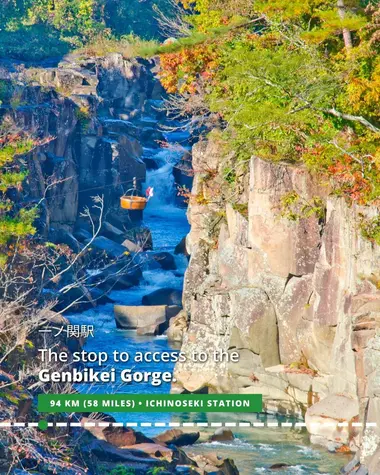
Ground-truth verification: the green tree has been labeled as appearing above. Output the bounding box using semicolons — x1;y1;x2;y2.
50;0;104;42
103;0;175;39
0;0;173;60
158;1;380;205
0;0;33;30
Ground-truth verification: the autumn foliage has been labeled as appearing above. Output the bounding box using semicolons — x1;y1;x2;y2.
159;44;220;94
158;1;380;207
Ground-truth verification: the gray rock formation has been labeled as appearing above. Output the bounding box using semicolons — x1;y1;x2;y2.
0;53;164;235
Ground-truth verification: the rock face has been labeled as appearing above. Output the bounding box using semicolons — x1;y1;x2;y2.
174;139;380;457
0;53;164;235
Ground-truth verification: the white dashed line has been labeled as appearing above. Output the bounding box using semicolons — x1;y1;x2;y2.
295;422;307;428
98;422;111;427
0;421;377;429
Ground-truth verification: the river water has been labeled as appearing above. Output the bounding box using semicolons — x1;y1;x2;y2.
68;134;350;474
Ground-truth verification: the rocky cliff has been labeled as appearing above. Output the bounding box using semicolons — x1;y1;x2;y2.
0;53;165;235
0;53;171;312
173;139;380;469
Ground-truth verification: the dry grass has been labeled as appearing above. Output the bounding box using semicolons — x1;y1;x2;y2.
75;35;159;59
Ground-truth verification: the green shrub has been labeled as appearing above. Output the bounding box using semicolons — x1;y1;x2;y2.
279;191;326;222
232;202;248;218
109;466;136;475
0;80;14;105
360;216;380;246
147;468;167;475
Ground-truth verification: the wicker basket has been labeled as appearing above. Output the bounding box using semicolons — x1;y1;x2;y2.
120;195;147;210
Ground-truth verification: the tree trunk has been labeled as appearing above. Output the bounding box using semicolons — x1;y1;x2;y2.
337;0;353;50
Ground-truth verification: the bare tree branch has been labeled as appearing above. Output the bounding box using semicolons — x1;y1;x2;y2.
48;195;104;286
154;0;192;38
323;108;379;133
248;74;380;133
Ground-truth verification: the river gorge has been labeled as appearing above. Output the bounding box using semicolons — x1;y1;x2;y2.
61;58;351;472
1;49;379;474
68;138;350;473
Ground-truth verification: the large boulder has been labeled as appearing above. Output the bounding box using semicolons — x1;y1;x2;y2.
48;284;106;313
166;310;188;343
115;305;166;330
87;236;127;259
269;463;293;471
142;288;182;306
122;238;143;253
175;236;189;257
152;252;177;270
49;228;82;253
210;428;234;442
114;305;181;335
116;136;145;185
101;119;139;138
93;260;142;291
73;228;92;243
81;417;153;447
140;127;165;147
190;453;239;475
103;427;153;448
79;439;165;474
125;443;174;462
101;221;127;244
305;395;360;450
122;226;153;251
154;429;200;447
143;157;159;170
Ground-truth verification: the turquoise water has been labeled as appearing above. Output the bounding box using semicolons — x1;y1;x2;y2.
69;307;349;474
69;167;190;427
